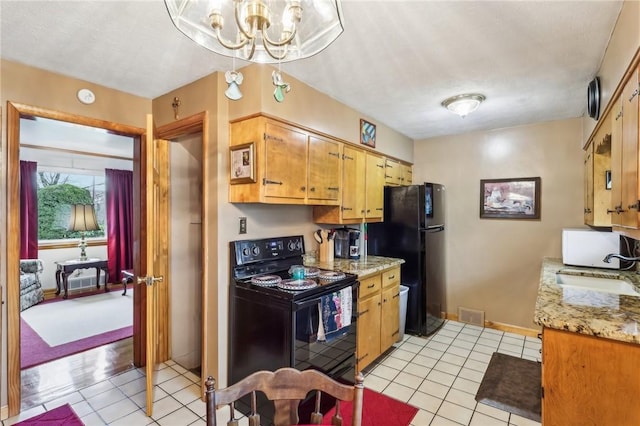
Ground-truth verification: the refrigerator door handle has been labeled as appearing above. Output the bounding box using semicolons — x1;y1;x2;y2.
423;225;445;232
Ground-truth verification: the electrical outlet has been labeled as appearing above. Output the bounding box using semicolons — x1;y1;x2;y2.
239;217;247;234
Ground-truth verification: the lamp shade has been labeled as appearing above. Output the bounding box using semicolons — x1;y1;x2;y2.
68;204;100;232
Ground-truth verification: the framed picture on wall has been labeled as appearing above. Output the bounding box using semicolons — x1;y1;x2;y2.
480;177;541;219
230;142;256;184
360;119;376;148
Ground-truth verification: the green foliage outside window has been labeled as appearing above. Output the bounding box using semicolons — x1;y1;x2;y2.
37;182;106;241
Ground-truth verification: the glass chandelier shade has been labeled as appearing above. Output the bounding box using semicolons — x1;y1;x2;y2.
164;0;345;64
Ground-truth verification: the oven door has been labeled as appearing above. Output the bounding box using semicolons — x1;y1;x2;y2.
293;283;357;379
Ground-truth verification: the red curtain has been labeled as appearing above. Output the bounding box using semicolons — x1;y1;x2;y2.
106;168;133;281
20;161;38;259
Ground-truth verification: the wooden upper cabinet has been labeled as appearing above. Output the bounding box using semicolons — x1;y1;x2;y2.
401;163;413;185
229;115;340;205
264;121;307;200
342;145;366;220
384;158;402;186
619;67;639;229
308;135;341;202
610;94;624;226
365;152;385;220
584;112;612;227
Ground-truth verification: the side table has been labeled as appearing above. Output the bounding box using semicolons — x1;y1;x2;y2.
54;258;109;299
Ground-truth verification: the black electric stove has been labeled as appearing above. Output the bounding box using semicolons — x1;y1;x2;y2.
229;235;359;388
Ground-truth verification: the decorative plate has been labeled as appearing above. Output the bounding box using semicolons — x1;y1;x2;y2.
277;279;318;291
303;267;321;277
318;271;346;280
251;275;282;287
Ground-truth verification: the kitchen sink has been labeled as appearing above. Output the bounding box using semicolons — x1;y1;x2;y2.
556;273;640;296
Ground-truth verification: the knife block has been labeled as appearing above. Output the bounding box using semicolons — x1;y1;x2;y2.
318;240;334;262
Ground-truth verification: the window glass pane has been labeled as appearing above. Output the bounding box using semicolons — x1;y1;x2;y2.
37;171;107;241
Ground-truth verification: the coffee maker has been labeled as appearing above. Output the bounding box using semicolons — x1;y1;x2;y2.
334;227;360;260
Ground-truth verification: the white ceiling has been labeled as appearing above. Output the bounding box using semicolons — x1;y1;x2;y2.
0;0;623;141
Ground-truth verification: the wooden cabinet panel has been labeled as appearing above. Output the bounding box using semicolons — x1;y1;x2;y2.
584;113;612;227
356;293;381;371
382;267;400;288
584;144;594;224
365;152;385;220
359;274;381;299
342;146;366;220
401;164;413;185
264;121;307;199
384;158;402;186
542;327;640;426
611;95;624;226
620;67;639;228
308;135;341;201
380;285;400;350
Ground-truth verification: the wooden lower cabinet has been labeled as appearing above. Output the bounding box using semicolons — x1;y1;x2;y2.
542;327;640;426
356;267;400;372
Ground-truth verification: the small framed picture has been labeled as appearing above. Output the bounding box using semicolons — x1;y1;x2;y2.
480;177;541;219
360;119;376;148
230;142;255;184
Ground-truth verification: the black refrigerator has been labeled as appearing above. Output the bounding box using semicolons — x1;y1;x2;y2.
368;183;446;336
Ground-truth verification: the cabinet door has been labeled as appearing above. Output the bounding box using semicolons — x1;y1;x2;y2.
342;145;366;220
611;95;623;225
621;68;639;227
356;294;381;371
365;152;385;219
384;158;402;186
401;164;413;185
308;136;341;201
264;122;307;199
380;285;400;351
584;144;594;225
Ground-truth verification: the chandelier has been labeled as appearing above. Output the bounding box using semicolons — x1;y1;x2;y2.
164;0;345;63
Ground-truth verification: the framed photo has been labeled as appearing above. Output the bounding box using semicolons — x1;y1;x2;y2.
230;142;255;184
480;177;541;219
360;119;376;148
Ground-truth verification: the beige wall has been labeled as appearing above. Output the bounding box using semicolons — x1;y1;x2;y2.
414;118;584;329
583;0;639;144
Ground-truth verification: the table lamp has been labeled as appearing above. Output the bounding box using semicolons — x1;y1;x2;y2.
68;204;100;261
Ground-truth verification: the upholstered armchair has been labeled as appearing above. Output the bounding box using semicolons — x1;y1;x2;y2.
20;259;45;311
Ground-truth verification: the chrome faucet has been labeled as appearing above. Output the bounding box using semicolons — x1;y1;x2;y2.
603;253;640;263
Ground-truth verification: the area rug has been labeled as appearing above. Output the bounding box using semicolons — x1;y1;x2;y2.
14;403;83;425
21;290;133;346
21;290;133;369
475;352;541;422
322;387;418;426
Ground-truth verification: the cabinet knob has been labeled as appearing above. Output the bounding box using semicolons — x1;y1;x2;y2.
309;187;316;192
629;202;640;210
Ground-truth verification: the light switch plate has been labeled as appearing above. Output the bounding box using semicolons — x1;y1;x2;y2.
239;217;247;234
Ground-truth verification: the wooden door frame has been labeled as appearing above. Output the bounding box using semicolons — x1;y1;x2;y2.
4;102;145;416
155;112;209;393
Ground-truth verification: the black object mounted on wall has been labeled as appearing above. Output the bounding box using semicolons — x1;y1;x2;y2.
588;76;601;121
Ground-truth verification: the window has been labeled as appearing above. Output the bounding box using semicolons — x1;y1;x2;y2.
37;171;107;241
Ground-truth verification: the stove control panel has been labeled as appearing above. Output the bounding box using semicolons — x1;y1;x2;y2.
232;235;305;266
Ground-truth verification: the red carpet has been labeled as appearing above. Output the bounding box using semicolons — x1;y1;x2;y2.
20;318;132;369
15;403;83;425
323;388;418;426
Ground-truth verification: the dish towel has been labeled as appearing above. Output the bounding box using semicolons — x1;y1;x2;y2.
317;286;352;342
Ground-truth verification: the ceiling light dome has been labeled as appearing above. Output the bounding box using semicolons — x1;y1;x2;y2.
441;94;486;117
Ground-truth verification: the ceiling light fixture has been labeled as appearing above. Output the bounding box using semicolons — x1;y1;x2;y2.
164;0;345;64
441;94;486;117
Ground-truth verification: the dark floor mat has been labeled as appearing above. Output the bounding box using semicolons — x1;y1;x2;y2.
475;352;541;422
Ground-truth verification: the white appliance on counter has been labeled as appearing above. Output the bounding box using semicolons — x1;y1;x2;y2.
562;228;620;269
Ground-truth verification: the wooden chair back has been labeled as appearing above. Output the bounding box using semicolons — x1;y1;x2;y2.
205;368;364;426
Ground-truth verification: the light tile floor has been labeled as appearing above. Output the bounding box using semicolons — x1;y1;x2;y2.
6;320;542;426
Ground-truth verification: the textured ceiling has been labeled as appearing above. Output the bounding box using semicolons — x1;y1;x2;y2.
0;0;623;141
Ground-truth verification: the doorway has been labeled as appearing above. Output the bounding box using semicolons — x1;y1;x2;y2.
6;103;210;416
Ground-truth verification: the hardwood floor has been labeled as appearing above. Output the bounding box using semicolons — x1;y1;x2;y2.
20;337;135;411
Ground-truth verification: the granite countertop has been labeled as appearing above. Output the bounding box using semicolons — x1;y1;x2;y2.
304;255;404;278
534;257;640;344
